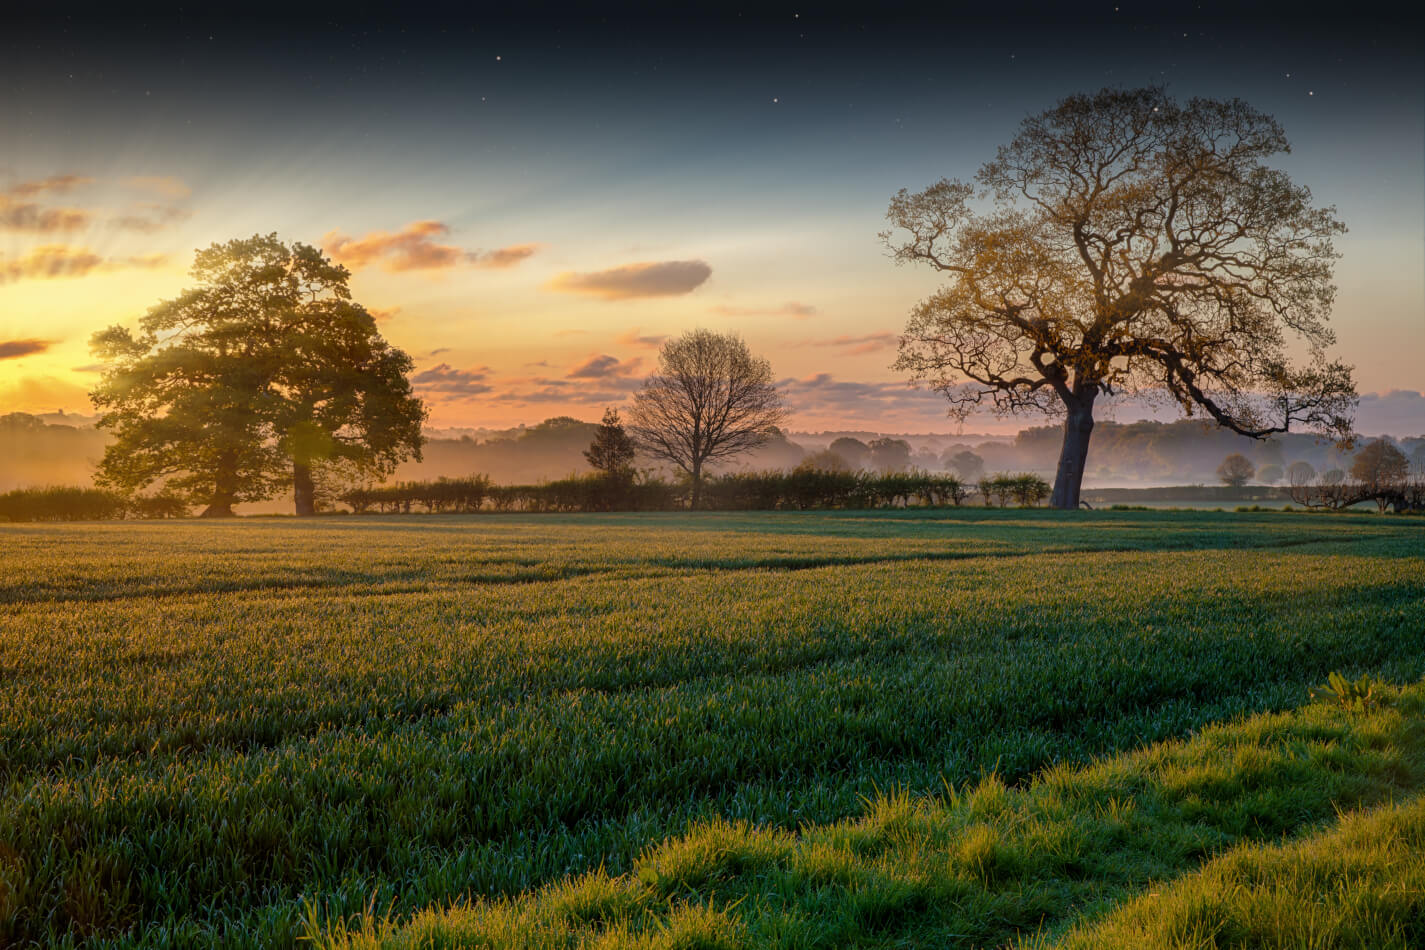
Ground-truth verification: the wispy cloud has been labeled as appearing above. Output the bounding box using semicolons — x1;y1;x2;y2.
777;373;950;418
474;243;541;269
567;354;644;379
410;363;494;399
112;202;192;233
711;301;817;319
323;221;539;273
0;339;52;360
616;328;667;349
0;175;95;233
123;175;191;199
548;260;711;300
0;245;168;284
0;202;90;233
0;245;103;282
806;332;898;355
6;175;93;197
366;306;402;323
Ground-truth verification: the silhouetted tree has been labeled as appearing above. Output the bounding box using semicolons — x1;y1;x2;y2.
887;86;1356;509
944;449;985;482
796;449;851;474
91;234;425;516
1217;453;1255;488
1257;463;1283;485
628;329;787;509
584;408;636;475
828;437;871;470
869;437;912;473
1351;438;1409;494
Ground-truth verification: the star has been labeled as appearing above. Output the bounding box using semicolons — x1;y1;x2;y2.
772;97;779;103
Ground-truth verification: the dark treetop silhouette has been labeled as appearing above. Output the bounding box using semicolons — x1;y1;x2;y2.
627;329;787;509
91;235;425;516
886;86;1357;509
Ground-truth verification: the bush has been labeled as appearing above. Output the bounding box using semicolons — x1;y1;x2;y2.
978;473;1051;508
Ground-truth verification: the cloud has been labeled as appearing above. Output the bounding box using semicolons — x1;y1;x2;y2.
776;373;951;418
616;328;668;349
366;306;402;323
6;175;93;197
473;243;541;269
0;201;91;232
120;253;170;269
0;339;52;360
0;245;168;284
568;354;643;379
323;221;539;273
1356;389;1425;436
112;203;192;233
0;245;103;282
711;301;817;319
410;363;494;399
807;332;898;355
547;259;711;300
123;175;191;199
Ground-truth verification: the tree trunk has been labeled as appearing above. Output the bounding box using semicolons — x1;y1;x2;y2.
690;460;702;510
201;454;238;517
293;460;317;516
1050;398;1096;510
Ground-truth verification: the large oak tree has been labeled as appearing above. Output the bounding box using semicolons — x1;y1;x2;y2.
91;235;425;516
886;87;1356;508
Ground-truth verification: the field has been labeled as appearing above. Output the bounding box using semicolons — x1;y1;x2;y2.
1;509;1422;947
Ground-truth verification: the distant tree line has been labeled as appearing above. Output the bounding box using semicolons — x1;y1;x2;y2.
337;468;1049;514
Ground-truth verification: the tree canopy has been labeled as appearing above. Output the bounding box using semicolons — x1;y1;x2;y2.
887;86;1356;508
627;329;786;509
91;234;425;516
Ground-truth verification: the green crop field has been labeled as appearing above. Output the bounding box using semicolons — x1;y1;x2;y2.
1;509;1422;948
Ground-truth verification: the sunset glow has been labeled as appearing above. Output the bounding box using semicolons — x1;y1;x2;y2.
2;10;1421;434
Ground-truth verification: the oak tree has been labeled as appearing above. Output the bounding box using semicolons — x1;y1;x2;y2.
887;87;1356;509
91;235;425;516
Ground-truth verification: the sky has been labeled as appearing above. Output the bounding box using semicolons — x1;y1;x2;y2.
1;5;1422;434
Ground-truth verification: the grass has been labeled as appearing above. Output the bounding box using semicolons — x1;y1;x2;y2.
0;507;1421;946
1039;794;1425;949
303;679;1425;949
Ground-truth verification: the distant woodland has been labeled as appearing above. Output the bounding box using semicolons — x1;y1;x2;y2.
6;410;1422;500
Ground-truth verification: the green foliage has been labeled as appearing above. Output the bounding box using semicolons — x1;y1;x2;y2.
584;408;637;475
1;509;1422;945
0;486;127;522
0;486;188;522
978;472;1052;507
89;234;425;516
1310;671;1382;711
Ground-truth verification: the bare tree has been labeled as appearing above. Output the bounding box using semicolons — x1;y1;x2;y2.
628;329;787;508
886;86;1356;509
